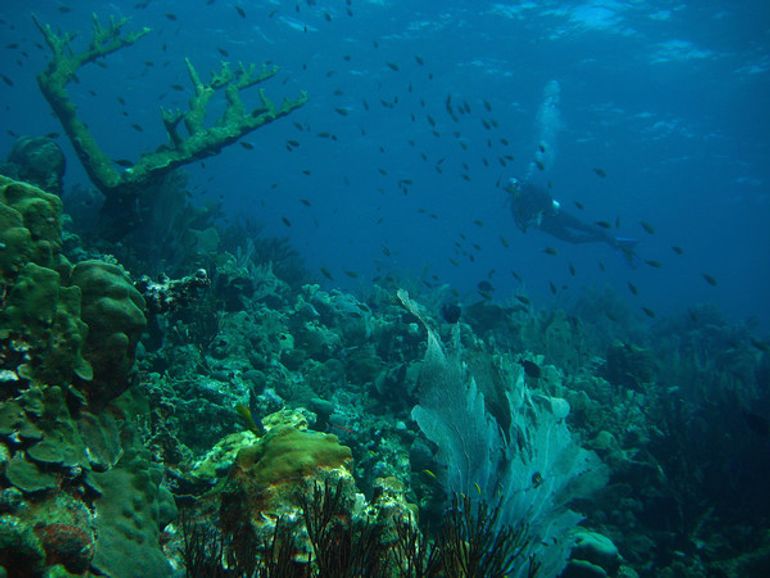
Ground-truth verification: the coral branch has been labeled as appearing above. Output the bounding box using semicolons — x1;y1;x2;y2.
32;14;307;234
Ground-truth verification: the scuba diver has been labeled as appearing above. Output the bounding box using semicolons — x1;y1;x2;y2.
505;177;638;264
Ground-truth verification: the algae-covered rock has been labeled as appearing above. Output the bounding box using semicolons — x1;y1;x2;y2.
0;175;62;274
91;454;175;578
0;176;92;386
564;529;621;578
0;402;25;437
190;430;259;481
5;136;66;196
29;493;95;574
70;260;146;403
0;514;46;577
5;453;57;494
2;263;92;385
76;411;123;471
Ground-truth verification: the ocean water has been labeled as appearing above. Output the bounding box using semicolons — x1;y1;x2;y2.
2;0;768;328
2;2;770;577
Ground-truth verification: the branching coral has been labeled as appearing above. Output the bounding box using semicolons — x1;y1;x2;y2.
32;13;307;237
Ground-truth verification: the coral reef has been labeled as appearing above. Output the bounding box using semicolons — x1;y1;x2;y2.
3;156;769;578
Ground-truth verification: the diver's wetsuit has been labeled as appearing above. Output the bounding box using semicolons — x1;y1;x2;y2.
510;182;622;249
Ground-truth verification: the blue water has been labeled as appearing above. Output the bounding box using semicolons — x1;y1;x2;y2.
2;0;769;329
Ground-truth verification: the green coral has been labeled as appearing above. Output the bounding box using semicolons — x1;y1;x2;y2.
0;175;62;274
90;436;176;578
70;261;146;403
4;453;58;494
235;426;352;488
0;176;92;384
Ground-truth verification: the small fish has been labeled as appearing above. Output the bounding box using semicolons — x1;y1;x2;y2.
130;123;143;132
0;73;14;86
299;198;311;207
535;160;545;171
641;307;656;319
538;143;546;153
217;47;230;57
549;281;557;295
235;5;246;18
515;295;531;306
240;141;254;150
483;99;492;112
640;221;656;234
627;282;638;295
499;236;509;248
473;219;484;227
543;247;558;256
386;62;399;71
334;107;350;116
671;245;684;255
594;220;612;229
644;259;662;269
422;468;438;480
171;83;184;91
114;159;133;168
344;270;359;279
235;404;262;434
320;267;334;280
164;13;178;21
415;55;424;65
568;263;576;277
702;273;717;286
281;216;291;227
574;201;584;210
520;359;541;378
593;167;607;178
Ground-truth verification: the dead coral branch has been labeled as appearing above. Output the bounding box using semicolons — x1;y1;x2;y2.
33;13;307;232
